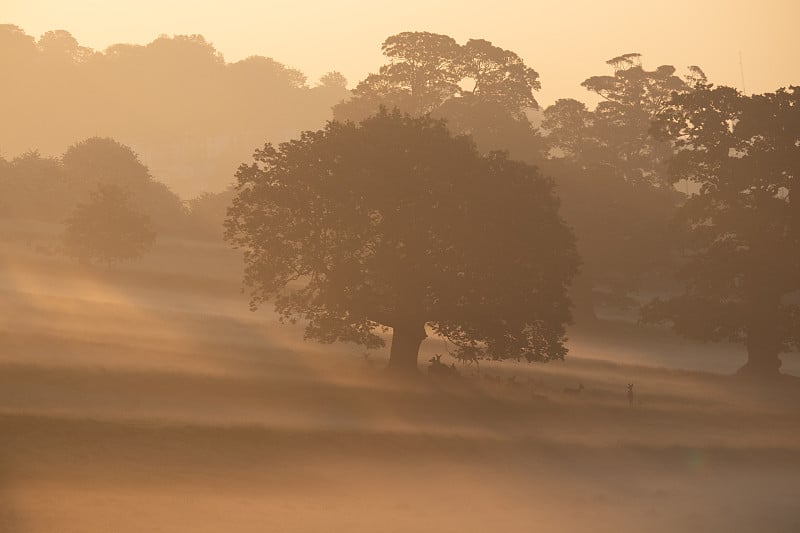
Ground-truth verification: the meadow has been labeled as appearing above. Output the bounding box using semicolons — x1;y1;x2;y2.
1;222;798;533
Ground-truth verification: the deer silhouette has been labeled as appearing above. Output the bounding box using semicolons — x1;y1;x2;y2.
627;383;634;406
428;354;458;378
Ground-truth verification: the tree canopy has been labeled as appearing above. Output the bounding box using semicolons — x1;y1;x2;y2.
63;183;156;266
225;110;578;374
333;32;545;162
0;25;348;196
0;137;190;237
541;54;702;320
644;85;800;377
544;53;705;187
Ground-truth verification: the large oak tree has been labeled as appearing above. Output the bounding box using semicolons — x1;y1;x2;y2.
225;110;578;374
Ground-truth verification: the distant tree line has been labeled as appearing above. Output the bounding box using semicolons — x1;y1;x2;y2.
0;24;348;196
2;26;796;377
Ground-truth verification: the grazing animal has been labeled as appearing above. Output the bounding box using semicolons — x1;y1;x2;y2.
428;355;459;378
453;350;480;367
563;383;584;394
627;383;634;406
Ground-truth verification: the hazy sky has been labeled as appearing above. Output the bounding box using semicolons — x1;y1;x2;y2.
4;0;799;107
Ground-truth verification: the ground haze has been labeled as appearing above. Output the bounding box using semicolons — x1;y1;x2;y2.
1;224;798;533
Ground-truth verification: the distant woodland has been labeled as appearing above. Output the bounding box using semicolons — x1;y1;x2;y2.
0;25;348;197
1;26;797;377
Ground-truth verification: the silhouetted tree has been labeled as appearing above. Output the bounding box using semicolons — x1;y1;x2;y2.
38;30;94;63
63;184;156;266
317;71;348;90
341;32;462;118
542;55;703;321
61;137;187;231
546;53;705;187
459;38;540;116
644;85;800;378
225;110;578;375
333;32;546;162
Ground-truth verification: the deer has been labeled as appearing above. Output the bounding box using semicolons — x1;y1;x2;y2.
627;383;634;406
453;350;480;367
428;354;458;378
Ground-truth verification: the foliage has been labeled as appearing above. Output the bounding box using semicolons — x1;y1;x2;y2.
186;188;236;239
0;25;348;196
0;137;193;237
63;184;156;266
643;85;800;376
544;53;705;187
0;151;70;221
541;54;702;319
333;32;545;162
61;137;187;231
225;110;578;372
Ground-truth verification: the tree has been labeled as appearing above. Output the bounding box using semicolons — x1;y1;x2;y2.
61;137;187;232
643;85;800;378
63;184;156;267
332;32;546;162
225;110;579;375
540;158;681;322
0;150;70;221
541;55;703;321
546;53;705;188
317;71;348;90
38;30;93;63
1;27;347;196
460;38;541;116
377;32;463;115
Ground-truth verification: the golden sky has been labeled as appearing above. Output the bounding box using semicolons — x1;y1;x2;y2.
4;0;799;106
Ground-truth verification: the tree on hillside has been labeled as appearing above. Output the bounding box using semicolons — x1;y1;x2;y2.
643;85;800;378
63;184;156;267
225;110;578;374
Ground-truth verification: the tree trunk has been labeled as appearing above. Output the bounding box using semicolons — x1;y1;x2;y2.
387;321;427;376
739;330;782;378
739;310;782;378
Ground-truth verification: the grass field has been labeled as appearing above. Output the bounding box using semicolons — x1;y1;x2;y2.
1;224;799;532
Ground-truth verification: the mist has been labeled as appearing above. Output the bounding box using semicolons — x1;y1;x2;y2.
1;8;799;533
